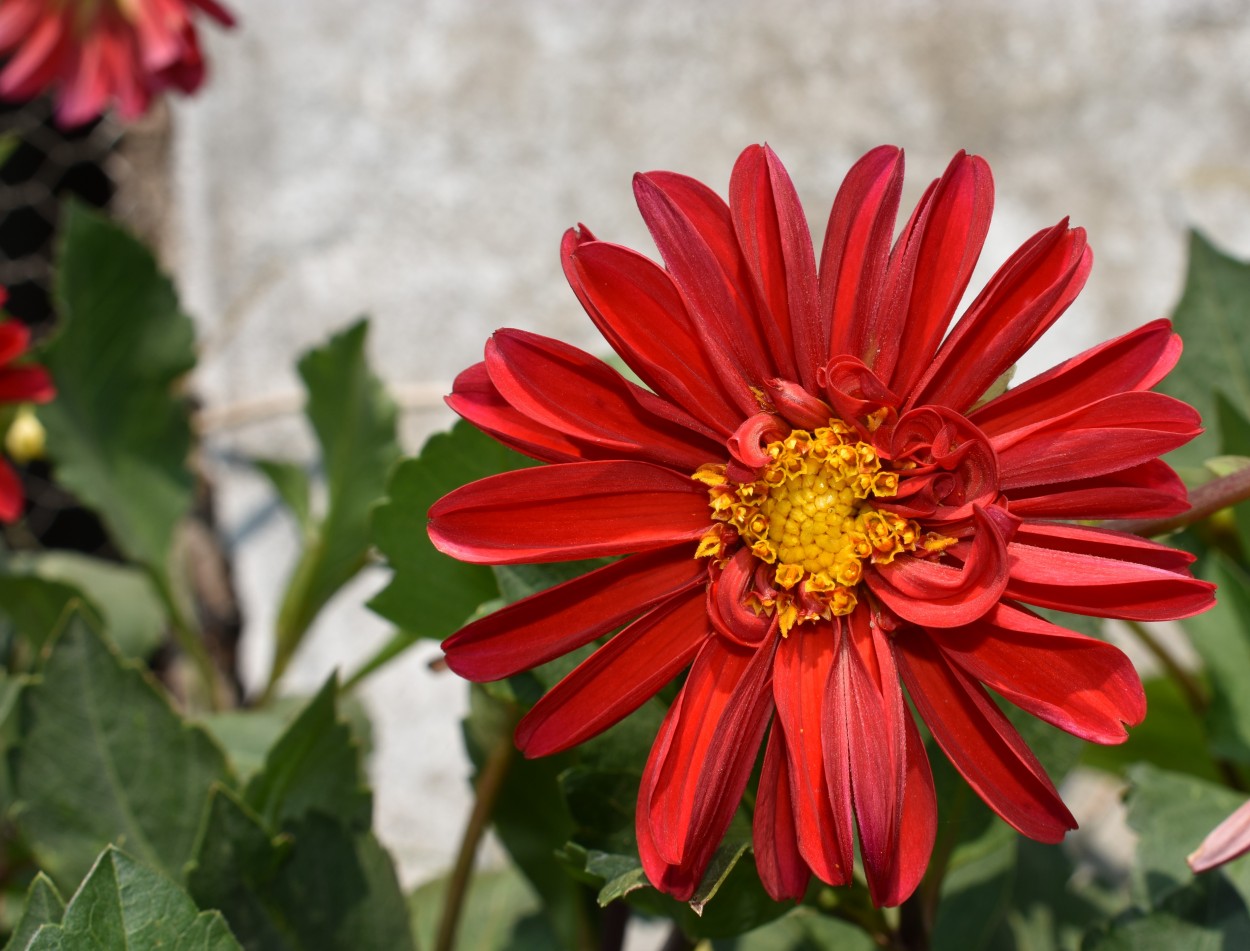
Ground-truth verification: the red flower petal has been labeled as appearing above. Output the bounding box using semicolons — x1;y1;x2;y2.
927;602;1146;743
752;723;811;901
0;458;23;523
565;233;744;433
970;319;1181;437
442;546;705;681
447;362;593;463
909;221;1092;412
0;321;31;367
884;152;994;394
820;146;904;375
634;171;776;388
484;329;722;469
0;366;54;404
1004;460;1189;520
867;505;1015;628
646;635;776;868
773;624;854;885
993;391;1200;491
428;461;709;565
1005;522;1216;620
515;588;709;757
729;144;813;385
896;631;1077;842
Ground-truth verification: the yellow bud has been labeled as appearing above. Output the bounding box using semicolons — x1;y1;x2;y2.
6;405;45;464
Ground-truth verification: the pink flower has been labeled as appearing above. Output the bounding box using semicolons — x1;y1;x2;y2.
0;0;235;126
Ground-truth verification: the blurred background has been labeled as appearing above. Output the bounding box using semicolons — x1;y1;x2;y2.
9;0;1250;893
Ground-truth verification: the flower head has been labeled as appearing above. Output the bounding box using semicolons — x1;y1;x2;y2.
0;288;54;521
0;0;235;126
430;145;1215;906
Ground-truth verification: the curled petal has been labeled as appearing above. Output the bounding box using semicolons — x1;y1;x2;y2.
887;405;999;521
927;602;1146;744
442;546;705;681
727;412;789;469
708;548;774;646
766;378;834;430
0;458;23;523
819;355;899;437
896;631;1077;842
867;505;1017;627
428;461;709;565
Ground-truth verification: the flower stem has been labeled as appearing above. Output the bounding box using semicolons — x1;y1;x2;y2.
436;729;516;951
1115;465;1250;538
1123;620;1246;791
1124;620;1209;715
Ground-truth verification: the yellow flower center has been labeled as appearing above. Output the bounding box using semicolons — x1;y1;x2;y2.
696;421;949;634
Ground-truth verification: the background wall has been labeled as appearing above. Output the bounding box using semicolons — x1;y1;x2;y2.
169;0;1250;886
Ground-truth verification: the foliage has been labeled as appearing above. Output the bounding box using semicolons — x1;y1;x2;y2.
4;180;1250;951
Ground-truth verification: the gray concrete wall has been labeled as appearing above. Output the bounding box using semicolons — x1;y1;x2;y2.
170;0;1250;886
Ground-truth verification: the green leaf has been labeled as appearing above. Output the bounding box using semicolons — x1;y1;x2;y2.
270;320;401;687
254;459;313;533
1185;555;1250;763
43;205;195;579
4;551;165;660
1216;392;1250;558
712;907;876;951
1082;677;1223;783
243;675;371;832
369;421;532;639
26;847;241;951
185;786;415;951
1002;838;1118;951
197;698;308;785
11;614;232;890
1125;764;1250;907
1081;872;1250;951
462;686;592;951
3;874;65;951
1160;231;1250;468
0;577;94;657
408;865;561;951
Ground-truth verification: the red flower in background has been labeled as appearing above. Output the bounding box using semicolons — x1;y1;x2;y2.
429;145;1215;906
0;289;54;522
0;0;235;126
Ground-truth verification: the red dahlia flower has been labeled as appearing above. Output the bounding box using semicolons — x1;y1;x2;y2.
0;288;54;521
429;145;1215;906
0;0;235;126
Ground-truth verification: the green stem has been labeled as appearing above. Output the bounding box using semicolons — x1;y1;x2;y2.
1124;620;1209;715
1123;620;1246;791
1116;465;1250;538
435;729;516;951
151;570;222;711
